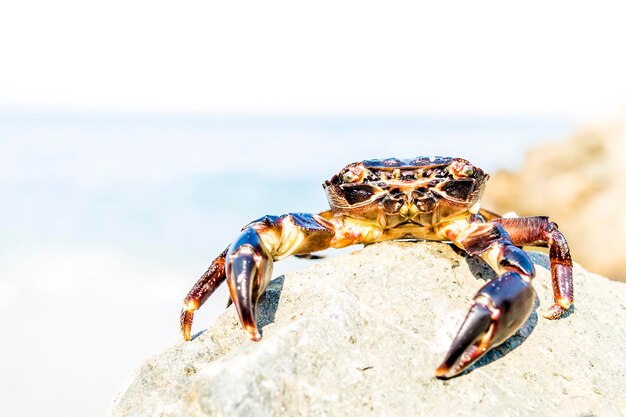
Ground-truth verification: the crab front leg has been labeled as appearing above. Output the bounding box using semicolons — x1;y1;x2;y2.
181;246;230;341
435;221;537;379
181;212;366;342
492;216;573;319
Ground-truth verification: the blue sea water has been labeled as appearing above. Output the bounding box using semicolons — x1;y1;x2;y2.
0;112;573;266
0;112;574;417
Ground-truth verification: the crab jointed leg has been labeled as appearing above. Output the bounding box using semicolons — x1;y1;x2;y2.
181;213;340;341
492;216;573;319
180;247;229;341
435;221;538;379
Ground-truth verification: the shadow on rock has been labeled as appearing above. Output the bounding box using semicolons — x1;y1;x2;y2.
527;251;550;270
257;275;285;336
464;254;498;282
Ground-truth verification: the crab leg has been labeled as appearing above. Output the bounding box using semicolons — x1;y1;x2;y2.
492;216;573;319
436;221;537;378
180;247;229;341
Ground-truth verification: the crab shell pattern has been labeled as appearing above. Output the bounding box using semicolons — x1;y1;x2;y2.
180;157;573;379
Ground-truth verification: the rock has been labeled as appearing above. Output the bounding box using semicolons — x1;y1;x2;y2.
483;111;626;282
107;241;626;417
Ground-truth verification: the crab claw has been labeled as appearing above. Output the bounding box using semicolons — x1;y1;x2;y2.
435;271;535;379
226;228;273;341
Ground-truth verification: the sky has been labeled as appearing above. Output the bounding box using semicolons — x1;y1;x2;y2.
1;1;626;117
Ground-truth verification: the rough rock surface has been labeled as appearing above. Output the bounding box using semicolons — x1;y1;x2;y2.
108;242;626;417
484;111;626;281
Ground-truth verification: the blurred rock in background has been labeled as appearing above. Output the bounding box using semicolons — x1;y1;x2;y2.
484;110;626;282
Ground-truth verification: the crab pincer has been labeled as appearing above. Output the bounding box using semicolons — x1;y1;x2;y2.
225;228;273;341
435;270;536;378
179;231;273;342
436;223;538;378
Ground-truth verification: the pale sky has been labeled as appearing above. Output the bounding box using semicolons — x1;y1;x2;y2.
1;1;626;117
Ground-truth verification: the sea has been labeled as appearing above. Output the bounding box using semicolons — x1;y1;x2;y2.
0;111;574;416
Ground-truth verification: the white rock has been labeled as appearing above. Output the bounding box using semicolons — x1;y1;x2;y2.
108;241;626;417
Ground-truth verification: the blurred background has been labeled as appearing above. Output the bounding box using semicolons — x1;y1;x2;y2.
1;2;625;416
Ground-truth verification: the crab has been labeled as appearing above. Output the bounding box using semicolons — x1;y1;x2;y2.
180;157;573;378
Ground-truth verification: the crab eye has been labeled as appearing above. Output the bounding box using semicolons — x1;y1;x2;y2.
343;171;357;183
450;161;475;178
342;166;368;183
461;165;474;177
